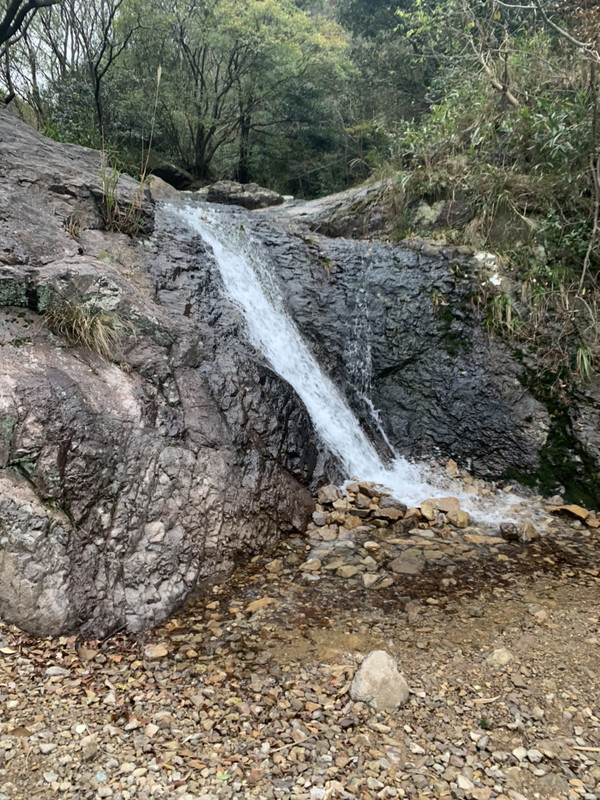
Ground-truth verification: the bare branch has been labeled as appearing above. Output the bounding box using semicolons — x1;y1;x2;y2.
468;37;521;108
0;0;58;48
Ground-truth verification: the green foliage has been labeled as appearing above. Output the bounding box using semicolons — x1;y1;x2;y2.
389;49;594;277
486;293;521;335
42;73;105;149
105;0;352;194
45;299;135;361
576;343;594;382
98;156;146;237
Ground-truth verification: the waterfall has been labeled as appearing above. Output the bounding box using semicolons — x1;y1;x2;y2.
174;203;517;515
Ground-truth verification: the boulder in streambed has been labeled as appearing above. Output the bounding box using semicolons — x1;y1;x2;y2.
206;180;284;210
350;650;410;711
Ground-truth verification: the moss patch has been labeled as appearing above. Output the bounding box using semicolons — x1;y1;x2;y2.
503;369;600;507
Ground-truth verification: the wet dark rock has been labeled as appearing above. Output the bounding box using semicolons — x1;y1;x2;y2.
233;208;551;479
388;556;425;576
263;180;394;238
146;152;196;190
500;523;521;542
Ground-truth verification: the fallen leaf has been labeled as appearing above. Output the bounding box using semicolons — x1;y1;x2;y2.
77;645;98;660
144;643;169;660
8;726;31;737
245;597;277;614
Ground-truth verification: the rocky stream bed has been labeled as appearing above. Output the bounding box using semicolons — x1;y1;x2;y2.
1;478;599;800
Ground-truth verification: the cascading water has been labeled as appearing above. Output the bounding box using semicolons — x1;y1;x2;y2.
174;203;518;517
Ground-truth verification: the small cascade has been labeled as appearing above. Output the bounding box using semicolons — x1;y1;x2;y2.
344;250;396;458
175;203;518;517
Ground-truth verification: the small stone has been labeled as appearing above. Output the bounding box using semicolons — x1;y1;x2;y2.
378;496;407;513
81;735;97;760
463;532;503;545
332;498;351;512
45;666;70;677
355;493;372;509
144;723;159;738
319;525;339;541
446;458;459;477
376;507;404;521
388;556;424;575
39;743;57;754
500;523;520;542
299;559;321;573
349;650;409;711
144;643;169;660
521;522;539;542
548;503;589;520
245;596;277;612
358;483;382;498
317;484;341;505
457;775;475;791
527;749;543;763
43;772;59;784
362;573;380;588
512;747;527;760
487;647;514;666
433;497;461;513
312;511;327;526
337;565;359;579
342;514;363;530
265;559;283;573
447;509;469;528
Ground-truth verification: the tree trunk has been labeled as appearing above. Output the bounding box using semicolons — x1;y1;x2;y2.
236;106;252;184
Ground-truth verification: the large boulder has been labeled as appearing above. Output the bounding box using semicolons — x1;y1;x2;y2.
0;111;316;637
265;180;395;238
146;151;196;190
207;180;284;210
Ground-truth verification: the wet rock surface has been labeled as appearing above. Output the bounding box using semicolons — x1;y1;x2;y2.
211;205;550;480
0;486;598;800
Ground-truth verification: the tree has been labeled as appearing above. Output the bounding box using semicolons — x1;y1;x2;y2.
0;0;58;102
113;0;351;186
0;0;57;51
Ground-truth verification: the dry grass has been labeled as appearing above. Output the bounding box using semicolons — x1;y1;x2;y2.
45;299;135;361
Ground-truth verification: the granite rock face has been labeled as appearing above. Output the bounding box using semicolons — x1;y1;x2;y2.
0;111;316;637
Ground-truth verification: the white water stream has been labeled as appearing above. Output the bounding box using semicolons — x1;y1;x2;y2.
175;203;520;518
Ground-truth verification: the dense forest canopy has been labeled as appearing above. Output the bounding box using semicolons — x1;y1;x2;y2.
2;0;600;357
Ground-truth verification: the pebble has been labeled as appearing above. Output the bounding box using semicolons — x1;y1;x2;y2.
487;648;514;666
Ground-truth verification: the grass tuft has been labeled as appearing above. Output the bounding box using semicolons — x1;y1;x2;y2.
45;299;135;361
